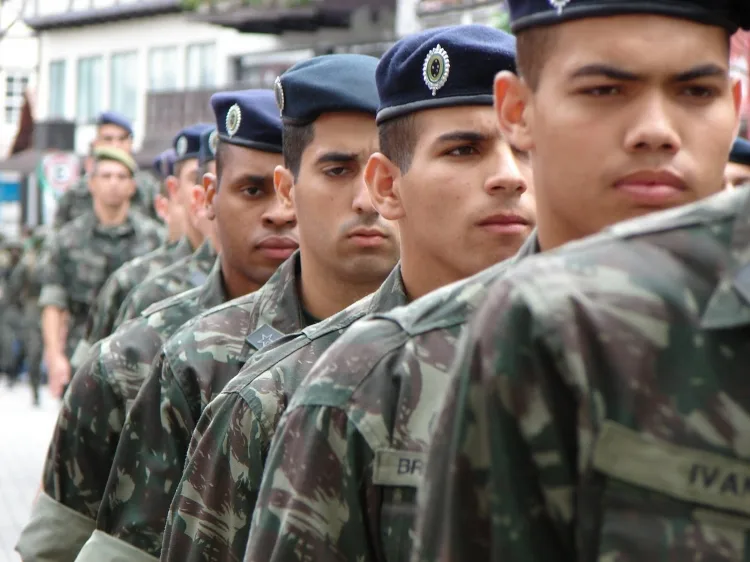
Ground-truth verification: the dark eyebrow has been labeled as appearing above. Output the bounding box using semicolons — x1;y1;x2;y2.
436;131;491;144
230;173;271;187
672;64;727;82
570;64;642;82
315;152;358;165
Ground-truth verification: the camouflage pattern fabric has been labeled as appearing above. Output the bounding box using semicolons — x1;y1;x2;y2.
71;237;193;369
244;234;538;562
85;252;311;560
16;260;227;562
112;239;215;330
53;170;161;228
412;186;750;562
161;266;407;562
38;210;164;358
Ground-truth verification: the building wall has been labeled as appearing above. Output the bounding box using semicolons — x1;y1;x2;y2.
35;13;281;153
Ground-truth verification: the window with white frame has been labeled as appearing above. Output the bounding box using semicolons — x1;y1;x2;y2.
148;46;178;91
77;55;103;121
110;51;138;120
185;43;216;89
5;72;30;125
48;60;67;118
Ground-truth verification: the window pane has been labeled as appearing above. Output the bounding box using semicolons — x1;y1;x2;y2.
77;56;103;121
148;47;178;91
48;60;66;118
5;71;29;125
110;51;137;120
186;43;216;88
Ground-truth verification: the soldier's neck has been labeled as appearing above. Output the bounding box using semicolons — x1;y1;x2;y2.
93;201;130;226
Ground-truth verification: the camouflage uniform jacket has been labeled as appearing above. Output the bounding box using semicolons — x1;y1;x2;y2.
245;233;538;562
413;186;750;562
112;238;215;330
161;266;407;562
71;237;193;369
38;210;164;358
53;171;161;227
6;244;44;325
16;260;227;562
81;251;311;562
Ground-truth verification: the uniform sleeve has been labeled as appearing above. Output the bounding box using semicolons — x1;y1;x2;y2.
84;272;125;345
161;391;268;562
38;234;68;310
16;339;122;560
244;405;380;562
112;288;140;331
53;190;74;228
411;278;576;562
87;349;196;559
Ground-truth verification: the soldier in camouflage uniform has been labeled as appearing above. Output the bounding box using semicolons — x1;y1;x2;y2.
16;92;296;562
161;25;535;562
246;1;747;559
82;60;400;561
53;111;161;226
725;137;750;190
39;147;164;398
5;229;47;404
415;184;750;562
0;240;24;380
109;124;218;330
71;146;200;370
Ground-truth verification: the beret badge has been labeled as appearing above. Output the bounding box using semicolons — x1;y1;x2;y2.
176;135;188;158
226;103;242;138
274;76;285;115
549;0;571;15
423;44;450;97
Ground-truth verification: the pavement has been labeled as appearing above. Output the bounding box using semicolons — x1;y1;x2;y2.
0;382;59;562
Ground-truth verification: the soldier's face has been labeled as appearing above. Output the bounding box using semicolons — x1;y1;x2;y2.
90;160;136;208
724;161;750;190
95;124;133;154
497;14;741;251
284;112;399;285
210;144;298;288
372;106;535;290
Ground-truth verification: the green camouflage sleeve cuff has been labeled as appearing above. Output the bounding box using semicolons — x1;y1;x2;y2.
16;491;96;561
39;284;68;309
75;530;159;562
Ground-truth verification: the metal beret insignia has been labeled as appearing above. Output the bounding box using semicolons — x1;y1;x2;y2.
274;76;285;115
549;0;571;15
423;44;450;97
176;135;188;158
208;130;218;155
226;103;242;138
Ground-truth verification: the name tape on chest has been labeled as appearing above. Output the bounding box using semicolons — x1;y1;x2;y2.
594;421;750;517
372;449;427;487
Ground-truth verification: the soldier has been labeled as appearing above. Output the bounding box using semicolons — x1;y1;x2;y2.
39;147;164;398
109;124;218;329
71;145;199;368
0;239;24;383
5;229;47;405
16;89;297;562
161;25;534;562
81;54;400;561
53;111;161;226
247;1;747;560
725;136;750;189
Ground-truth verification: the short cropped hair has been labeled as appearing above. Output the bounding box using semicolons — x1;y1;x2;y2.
282;123;315;179
378;114;418;174
515;27;558;91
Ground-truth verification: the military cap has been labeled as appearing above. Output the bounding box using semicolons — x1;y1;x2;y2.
152;148;177;179
272;54;379;126
210;90;282;153
375;25;516;124
173;123;213;163
93;146;137;176
97;111;133;136
199;127;219;166
730;137;750;166
508;0;750;33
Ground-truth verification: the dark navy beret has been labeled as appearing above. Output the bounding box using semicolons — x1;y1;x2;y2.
376;25;516;124
173;123;213;163
199;127;218;166
153;148;177;179
210;89;282;153
730;137;750;166
273;54;379;126
508;0;750;33
97;111;133;136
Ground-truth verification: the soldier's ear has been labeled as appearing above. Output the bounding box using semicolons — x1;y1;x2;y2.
165;175;179;200
365;152;405;221
274;166;295;211
495;71;534;152
204;173;217;221
153;194;169;222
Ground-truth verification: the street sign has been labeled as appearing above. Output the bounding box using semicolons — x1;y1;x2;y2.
41;152;80;197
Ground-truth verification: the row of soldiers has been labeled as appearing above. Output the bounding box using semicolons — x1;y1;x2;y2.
11;0;750;560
